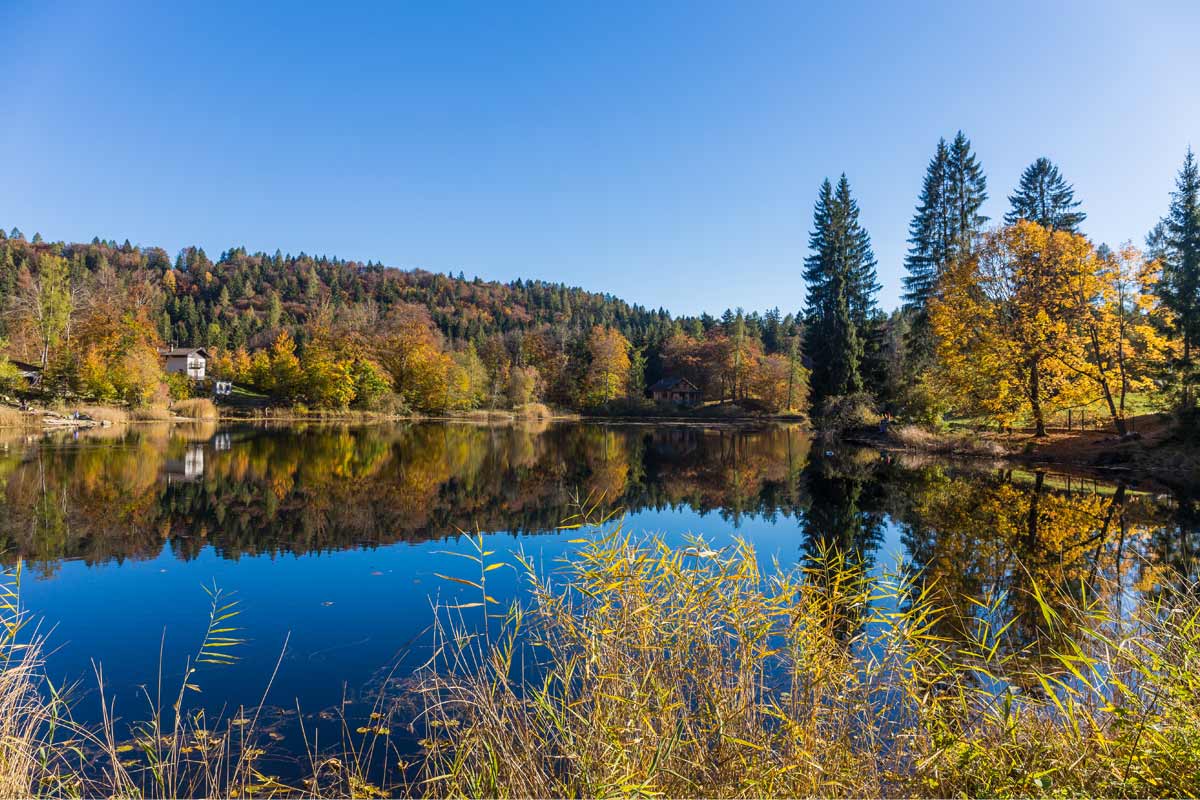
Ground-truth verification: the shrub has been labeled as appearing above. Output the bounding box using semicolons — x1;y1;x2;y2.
895;374;950;428
360;391;410;416
164;372;193;401
0;359;26;395
818;391;880;432
171;398;218;420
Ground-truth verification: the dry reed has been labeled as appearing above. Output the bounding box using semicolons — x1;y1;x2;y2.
416;520;1200;798
171;398;219;420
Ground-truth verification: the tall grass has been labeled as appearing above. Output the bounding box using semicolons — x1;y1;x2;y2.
171;398;218;420
0;406;29;429
0;564;80;798
128;404;172;421
890;423;1009;457
417;523;1200;798
5;519;1200;797
67;405;128;424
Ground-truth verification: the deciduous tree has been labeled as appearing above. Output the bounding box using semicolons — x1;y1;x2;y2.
931;222;1094;435
584;326;631;406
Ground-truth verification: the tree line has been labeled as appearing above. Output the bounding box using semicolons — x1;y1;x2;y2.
0;230;809;413
798;135;1198;435
2;136;1198;426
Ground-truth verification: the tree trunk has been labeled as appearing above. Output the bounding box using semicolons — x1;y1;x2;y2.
1101;381;1126;436
1029;358;1047;437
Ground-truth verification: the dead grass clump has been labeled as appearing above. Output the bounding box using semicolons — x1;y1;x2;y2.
891;423;1008;457
514;402;552;420
129;404;172;421
71;405;128;424
0;406;28;428
172;398;219;420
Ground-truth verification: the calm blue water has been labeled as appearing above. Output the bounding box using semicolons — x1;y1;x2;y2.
0;420;1191;775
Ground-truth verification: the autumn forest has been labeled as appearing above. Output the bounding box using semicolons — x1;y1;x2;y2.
2;137;1199;435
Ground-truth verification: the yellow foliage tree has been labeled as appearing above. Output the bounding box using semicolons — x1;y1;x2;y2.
1057;243;1175;434
930;222;1095;435
584;326;631;406
269;331;304;401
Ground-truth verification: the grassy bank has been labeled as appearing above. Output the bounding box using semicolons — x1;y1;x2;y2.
4;526;1200;797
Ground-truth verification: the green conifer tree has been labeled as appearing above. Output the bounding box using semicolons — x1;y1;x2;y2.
902;132;988;372
1005;157;1085;232
803;176;877;408
1153;147;1200;407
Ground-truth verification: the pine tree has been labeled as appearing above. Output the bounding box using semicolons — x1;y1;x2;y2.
903;139;950;312
803;176;877;407
834;176;880;327
902;132;988;370
947;131;989;254
1153;147;1200;406
1005;157;1086;233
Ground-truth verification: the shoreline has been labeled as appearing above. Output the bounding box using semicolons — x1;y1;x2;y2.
6;403;1195;490
846;415;1195;492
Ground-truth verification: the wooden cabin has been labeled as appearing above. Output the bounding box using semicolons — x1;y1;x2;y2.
648;376;702;407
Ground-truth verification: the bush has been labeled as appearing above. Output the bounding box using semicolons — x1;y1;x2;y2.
895;375;949;428
171;398;218;420
0;359;27;395
359;391;410;416
164;372;193;401
818;392;880;432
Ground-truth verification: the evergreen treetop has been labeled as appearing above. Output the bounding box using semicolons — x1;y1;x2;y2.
1005;157;1086;233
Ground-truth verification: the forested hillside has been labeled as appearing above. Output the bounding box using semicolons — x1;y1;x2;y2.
0;231;810;413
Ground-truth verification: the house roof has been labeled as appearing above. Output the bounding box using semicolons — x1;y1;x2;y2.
648;376;700;393
8;359;42;374
160;347;209;358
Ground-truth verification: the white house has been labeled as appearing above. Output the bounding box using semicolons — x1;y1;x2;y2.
160;347;209;380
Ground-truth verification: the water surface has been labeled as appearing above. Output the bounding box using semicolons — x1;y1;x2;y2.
1;420;1196;773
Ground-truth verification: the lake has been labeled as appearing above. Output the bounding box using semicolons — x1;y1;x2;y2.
1;420;1196;781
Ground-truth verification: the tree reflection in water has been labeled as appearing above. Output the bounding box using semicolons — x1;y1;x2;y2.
0;422;1195;647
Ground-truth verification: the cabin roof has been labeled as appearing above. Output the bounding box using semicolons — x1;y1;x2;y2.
648;376;700;393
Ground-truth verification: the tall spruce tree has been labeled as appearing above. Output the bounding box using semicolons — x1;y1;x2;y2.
902;131;988;367
803;175;878;407
1005;157;1086;233
1153;147;1200;406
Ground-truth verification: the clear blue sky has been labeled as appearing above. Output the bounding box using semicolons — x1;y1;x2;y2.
3;1;1198;316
